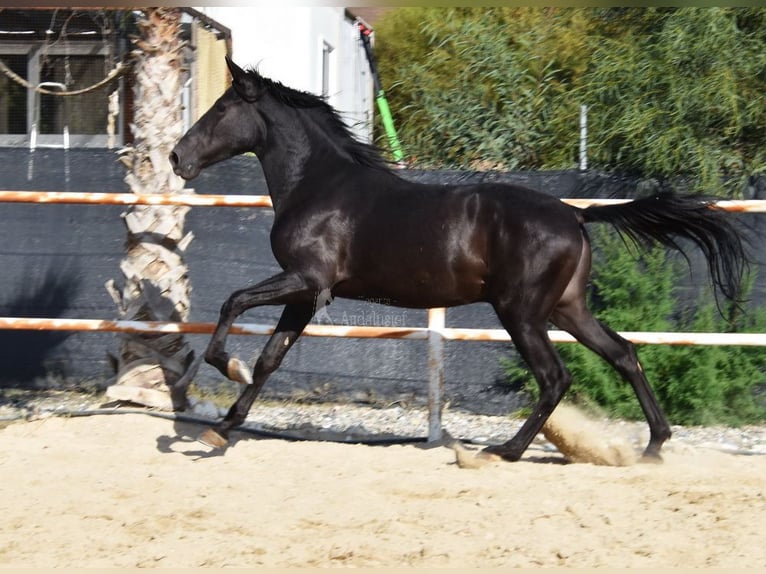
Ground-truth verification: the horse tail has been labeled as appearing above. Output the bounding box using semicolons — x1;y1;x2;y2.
578;193;748;308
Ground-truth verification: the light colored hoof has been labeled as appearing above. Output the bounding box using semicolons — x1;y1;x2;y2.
227;357;253;385
198;428;228;449
450;441;502;469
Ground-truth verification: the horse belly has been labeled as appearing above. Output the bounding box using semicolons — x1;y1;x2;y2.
339;238;488;308
333;278;482;309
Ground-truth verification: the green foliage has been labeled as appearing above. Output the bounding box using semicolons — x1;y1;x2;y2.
581;8;766;194
374;7;766;191
502;227;766;425
375;7;586;170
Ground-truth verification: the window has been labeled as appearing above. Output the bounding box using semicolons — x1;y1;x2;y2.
39;55;108;135
0;45;120;147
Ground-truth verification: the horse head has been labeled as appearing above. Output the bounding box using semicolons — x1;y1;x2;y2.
170;57;267;180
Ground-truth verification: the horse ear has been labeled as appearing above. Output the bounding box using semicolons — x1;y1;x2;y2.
225;56;262;102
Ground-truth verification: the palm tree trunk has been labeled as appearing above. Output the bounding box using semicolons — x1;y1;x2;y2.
105;8;196;410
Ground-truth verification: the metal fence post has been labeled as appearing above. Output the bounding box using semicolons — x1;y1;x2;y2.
427;307;446;442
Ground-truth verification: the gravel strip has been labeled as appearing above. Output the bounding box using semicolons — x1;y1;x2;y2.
2;389;765;456
242;401;766;456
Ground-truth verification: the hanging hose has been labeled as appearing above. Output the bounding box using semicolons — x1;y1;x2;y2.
357;20;405;165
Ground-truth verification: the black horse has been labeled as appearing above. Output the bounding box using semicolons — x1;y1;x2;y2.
170;57;746;462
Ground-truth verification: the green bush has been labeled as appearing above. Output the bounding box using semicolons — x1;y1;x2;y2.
375;7;766;192
581;8;766;194
375;7;584;170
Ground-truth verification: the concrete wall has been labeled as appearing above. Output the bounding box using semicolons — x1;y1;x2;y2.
1;147;764;415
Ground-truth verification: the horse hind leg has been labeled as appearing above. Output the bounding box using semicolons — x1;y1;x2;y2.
550;299;672;461
483;310;573;462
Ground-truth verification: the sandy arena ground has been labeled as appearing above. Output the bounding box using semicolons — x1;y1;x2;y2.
0;412;764;568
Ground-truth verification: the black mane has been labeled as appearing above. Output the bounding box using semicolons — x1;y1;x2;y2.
247;68;393;172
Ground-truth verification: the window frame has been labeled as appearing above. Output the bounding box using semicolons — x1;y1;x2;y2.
0;41;123;148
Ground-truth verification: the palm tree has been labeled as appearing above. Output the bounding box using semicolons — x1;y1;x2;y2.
105;8;196;410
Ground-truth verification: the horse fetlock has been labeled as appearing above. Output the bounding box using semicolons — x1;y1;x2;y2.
204;346;228;371
641;435;669;463
656;426;673;442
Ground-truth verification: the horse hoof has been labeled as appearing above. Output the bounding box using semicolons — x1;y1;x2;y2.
481;444;521;463
227;357;253;385
640;452;664;464
198;428;228;449
451;441;502;469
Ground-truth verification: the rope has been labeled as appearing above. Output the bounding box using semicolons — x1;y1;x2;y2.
0;58;129;96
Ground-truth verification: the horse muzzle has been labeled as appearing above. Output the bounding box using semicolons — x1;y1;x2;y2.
168;149;200;180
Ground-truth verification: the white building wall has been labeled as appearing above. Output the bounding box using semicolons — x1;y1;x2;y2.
197;7;373;142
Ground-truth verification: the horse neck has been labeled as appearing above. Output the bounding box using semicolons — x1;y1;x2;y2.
256;99;356;213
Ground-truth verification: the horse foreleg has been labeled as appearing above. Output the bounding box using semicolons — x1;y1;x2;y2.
204;271;313;383
199;302;315;448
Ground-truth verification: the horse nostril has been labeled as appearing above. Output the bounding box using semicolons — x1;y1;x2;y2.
169;151;179;168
